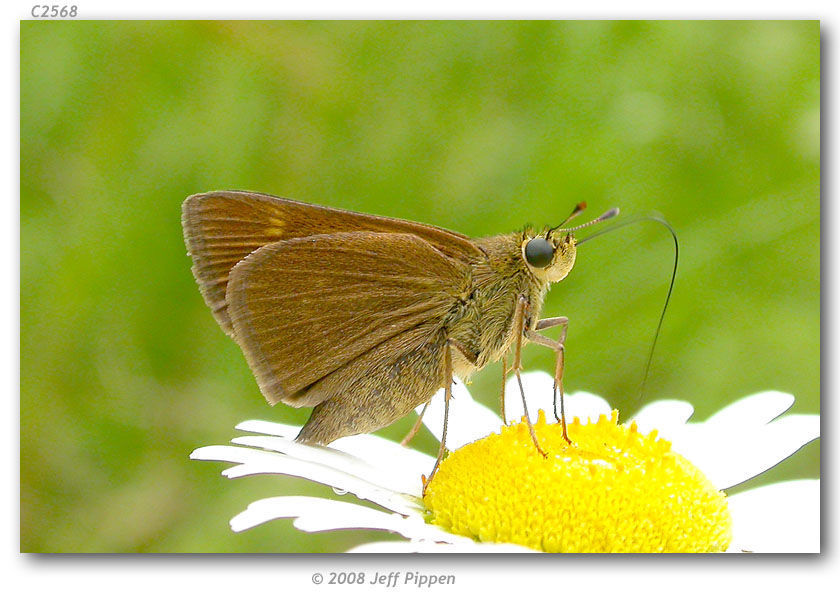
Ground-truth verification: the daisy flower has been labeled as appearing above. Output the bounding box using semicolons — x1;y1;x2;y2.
190;372;820;553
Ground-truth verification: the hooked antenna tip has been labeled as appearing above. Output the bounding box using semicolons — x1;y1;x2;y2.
600;207;620;221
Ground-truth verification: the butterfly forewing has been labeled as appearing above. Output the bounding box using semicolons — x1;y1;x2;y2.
224;231;470;407
182;191;483;336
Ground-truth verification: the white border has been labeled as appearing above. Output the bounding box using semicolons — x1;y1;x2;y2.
8;5;833;598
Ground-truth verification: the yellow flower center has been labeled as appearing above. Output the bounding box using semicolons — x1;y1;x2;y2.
423;410;732;553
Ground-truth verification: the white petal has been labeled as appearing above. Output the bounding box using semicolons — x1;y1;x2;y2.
669;413;820;490
347;541;472;553
230;496;465;544
727;480;820;552
630;399;695;436
706;391;795;428
328;435;435;483
503;372;611;425
190;444;287;467
191;444;421;515
234;419;301;439
346;540;536;553
563;391;613;424
236;419;434;481
626;393;819;490
503;371;555;423
418;377;502;449
230;434;422;496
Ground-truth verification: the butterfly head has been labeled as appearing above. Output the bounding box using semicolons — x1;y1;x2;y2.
521;203;618;283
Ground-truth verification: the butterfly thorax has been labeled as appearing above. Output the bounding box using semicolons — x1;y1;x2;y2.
443;231;550;378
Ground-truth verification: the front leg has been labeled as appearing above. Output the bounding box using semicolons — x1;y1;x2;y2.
525;316;571;444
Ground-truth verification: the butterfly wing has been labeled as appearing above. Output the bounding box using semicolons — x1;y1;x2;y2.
225;231;470;407
182;190;483;336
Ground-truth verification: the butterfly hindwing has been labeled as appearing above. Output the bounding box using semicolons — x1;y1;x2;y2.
224;231;470;407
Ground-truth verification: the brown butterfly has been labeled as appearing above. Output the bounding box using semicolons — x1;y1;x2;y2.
182;191;618;488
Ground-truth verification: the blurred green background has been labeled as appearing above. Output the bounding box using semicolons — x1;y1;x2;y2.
21;21;819;552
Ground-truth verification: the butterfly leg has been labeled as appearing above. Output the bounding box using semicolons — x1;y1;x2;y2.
500;355;508;424
422;341;454;495
512;295;548;458
406;338;477;449
400;401;429;446
533;317;569;440
525;317;571;444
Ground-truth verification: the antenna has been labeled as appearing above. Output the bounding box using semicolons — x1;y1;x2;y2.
550;207;619;237
561;208;620;233
561;202;588;226
573;212;679;406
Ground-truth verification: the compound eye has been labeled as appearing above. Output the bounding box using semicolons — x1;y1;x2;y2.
524;237;554;269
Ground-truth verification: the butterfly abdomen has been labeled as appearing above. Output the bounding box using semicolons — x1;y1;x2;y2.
296;330;449;444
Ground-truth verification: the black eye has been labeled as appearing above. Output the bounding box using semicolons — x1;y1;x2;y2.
524;237;554;269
